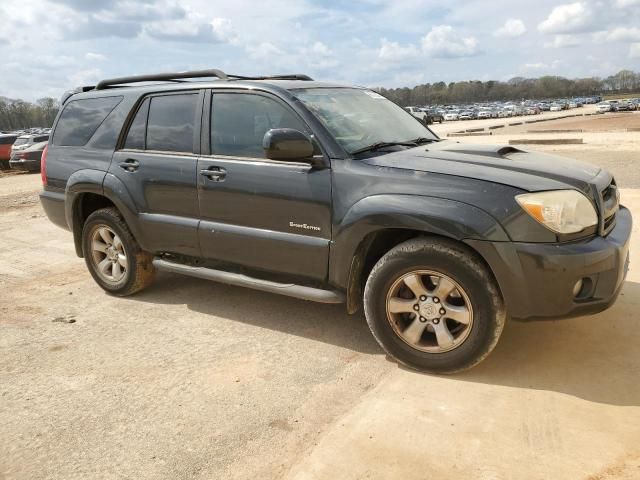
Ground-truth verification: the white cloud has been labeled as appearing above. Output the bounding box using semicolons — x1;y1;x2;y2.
522;60;560;70
606;27;640;42
544;34;582;48
421;25;479;58
616;0;640;7
538;2;595;34
630;43;640;58
495;18;526;38
378;38;419;60
246;41;283;59
144;13;235;43
85;52;106;61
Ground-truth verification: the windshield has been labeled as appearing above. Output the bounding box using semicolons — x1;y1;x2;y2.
13;138;29;146
293;88;438;154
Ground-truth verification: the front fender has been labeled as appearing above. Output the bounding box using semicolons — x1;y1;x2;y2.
329;194;510;290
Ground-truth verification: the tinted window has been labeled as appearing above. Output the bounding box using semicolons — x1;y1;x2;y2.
124;98;149;150
35;135;49;142
211;93;307;158
53;96;122;146
146;94;198;153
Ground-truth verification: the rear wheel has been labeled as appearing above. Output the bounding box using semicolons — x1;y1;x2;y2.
364;237;506;373
82;207;155;296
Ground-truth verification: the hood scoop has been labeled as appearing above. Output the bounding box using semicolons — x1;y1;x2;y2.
440;145;524;159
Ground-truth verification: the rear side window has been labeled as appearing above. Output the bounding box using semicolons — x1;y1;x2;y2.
35;135;49;142
124;98;150;150
146;94;198;153
211;93;307;158
53;96;122;146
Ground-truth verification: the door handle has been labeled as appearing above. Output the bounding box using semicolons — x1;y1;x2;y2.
200;167;227;181
119;159;140;172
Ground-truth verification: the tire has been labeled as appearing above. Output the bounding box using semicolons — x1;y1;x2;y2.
0;160;9;170
82;207;155;296
364;237;506;374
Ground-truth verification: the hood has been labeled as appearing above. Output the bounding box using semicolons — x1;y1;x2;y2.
362;140;603;193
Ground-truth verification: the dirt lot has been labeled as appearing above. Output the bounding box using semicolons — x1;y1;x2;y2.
1;112;640;480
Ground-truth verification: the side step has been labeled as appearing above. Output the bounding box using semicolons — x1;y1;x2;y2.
153;258;345;304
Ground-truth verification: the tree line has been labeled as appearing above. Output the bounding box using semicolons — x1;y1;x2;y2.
375;69;640;107
0;97;60;132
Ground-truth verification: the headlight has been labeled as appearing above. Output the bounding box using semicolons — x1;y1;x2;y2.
515;190;598;234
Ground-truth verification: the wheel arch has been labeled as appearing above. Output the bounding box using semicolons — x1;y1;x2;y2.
330;195;509;314
67;171;143;257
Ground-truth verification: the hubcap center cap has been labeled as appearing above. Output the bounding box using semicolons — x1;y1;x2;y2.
419;299;441;320
106;246;117;261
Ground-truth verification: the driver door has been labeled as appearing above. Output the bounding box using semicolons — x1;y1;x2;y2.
196;90;332;283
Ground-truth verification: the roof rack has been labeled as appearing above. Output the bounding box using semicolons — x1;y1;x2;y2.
227;74;314;81
95;69;228;90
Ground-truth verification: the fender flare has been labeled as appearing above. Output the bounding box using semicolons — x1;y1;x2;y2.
66;170;144;256
329;194;510;296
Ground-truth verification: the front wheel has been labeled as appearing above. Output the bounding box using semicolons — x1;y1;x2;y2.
364;237;506;373
82;207;155;296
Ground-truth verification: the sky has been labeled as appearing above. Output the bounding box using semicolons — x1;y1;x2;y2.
0;0;639;102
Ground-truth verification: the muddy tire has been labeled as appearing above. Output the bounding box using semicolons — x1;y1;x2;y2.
364;237;506;374
82;207;155;296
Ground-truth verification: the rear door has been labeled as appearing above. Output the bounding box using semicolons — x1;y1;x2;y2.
110;91;203;256
196;89;332;282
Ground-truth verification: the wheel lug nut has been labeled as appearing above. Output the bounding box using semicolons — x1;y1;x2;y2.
413;305;419;311
433;297;439;303
432;318;440;324
440;308;446;315
419;295;427;301
419;316;427;323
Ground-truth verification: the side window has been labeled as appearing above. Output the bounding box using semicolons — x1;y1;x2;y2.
211;93;308;158
124;98;149;150
52;96;122;146
146;94;198;153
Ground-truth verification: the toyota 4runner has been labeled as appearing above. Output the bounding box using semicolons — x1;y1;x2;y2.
40;69;632;373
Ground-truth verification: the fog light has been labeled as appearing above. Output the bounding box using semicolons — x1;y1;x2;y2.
572;279;584;297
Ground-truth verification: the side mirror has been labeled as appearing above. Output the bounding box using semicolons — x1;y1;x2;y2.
263;128;314;161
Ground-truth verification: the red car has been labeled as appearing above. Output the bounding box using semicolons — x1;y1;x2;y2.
0;134;18;170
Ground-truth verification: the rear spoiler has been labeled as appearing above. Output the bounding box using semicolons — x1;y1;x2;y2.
60;85;95;105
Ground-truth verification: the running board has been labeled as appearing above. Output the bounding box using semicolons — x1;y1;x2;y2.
152;258;345;304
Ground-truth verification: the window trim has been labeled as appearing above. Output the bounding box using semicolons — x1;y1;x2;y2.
204;88;324;162
118;89;204;155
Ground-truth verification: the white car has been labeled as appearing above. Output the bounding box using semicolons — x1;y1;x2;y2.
477;110;491;119
550;104;562;112
404;106;428;123
597;102;612;113
444;111;459;121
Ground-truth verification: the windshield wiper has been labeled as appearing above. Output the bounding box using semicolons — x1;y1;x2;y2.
409;137;440;144
351;141;418;155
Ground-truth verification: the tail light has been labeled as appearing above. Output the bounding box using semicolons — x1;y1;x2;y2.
41;145;48;186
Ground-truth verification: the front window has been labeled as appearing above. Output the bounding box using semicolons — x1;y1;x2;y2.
293;88;437;154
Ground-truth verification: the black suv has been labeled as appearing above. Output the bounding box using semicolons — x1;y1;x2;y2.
40;69;632;373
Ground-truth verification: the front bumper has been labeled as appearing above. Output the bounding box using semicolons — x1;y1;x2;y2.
9;158;40;171
466;206;632;320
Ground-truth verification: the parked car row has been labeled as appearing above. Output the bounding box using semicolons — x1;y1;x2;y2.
404;96;604;122
0;131;49;171
596;99;640;113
